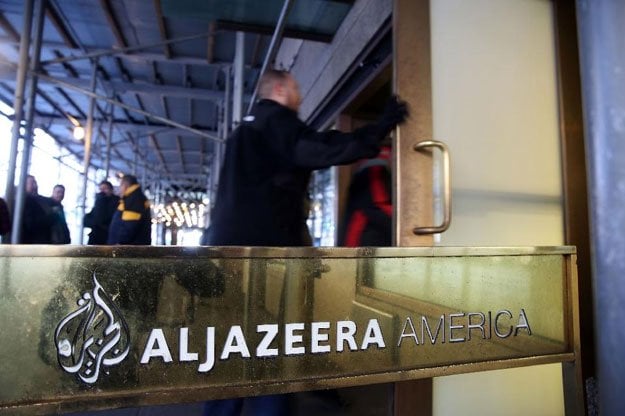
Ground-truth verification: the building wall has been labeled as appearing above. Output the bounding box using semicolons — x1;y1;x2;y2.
288;0;392;122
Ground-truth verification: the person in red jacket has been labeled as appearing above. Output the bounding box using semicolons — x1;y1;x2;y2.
339;144;393;247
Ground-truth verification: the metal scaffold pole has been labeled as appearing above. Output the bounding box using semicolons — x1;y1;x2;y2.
224;65;231;134
232;32;245;125
246;0;293;114
105;110;114;179
10;0;44;244
4;0;34;233
77;60;99;244
34;72;223;142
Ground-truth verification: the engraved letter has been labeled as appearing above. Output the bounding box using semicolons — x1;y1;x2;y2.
398;317;419;347
220;326;251;359
494;310;513;338
257;324;279;357
361;319;385;350
179;327;198;362
285;323;306;355
515;308;532;336
311;322;331;354
422;315;445;344
449;313;466;343
337;321;358;352
141;329;172;364
198;327;216;373
467;312;486;340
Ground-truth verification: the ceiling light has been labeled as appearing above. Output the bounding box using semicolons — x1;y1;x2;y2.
73;126;85;140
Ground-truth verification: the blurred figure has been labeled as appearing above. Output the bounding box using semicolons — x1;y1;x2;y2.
0;197;10;240
339;144;392;247
203;69;407;415
51;184;65;204
20;175;54;244
207;69;407;247
49;184;71;244
83;180;119;245
107;175;151;245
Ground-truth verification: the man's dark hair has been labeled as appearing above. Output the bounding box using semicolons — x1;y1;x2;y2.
121;174;138;186
258;69;291;99
99;180;113;190
53;184;65;191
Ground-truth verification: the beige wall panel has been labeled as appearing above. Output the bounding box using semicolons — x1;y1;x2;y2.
429;0;564;415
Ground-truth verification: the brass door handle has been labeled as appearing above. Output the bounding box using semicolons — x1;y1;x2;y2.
412;140;452;234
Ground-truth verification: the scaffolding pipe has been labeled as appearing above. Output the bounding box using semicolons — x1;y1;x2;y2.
212;64;231;199
103;99;115;179
10;0;44;244
218;112;224;188
232;32;245;125
105;114;113;179
209;124;217;204
224;65;231;134
77;61;99;244
246;0;294;114
40;32;211;66
21;0;46;170
4;0;34;219
34;72;224;142
141;151;146;187
133;141;138;176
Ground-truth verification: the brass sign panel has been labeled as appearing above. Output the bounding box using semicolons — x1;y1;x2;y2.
0;246;577;414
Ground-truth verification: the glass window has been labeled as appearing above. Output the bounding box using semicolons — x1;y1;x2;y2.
307;167;336;247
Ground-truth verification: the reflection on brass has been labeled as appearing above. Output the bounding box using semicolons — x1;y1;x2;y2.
0;246;577;414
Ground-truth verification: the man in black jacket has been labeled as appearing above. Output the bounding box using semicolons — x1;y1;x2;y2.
208;69;407;246
107;175;151;245
20;175;54;244
84;180;119;245
49;184;71;244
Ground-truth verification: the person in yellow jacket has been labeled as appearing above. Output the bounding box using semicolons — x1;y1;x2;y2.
107;175;151;245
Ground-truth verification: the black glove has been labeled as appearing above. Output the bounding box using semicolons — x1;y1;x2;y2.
376;95;409;137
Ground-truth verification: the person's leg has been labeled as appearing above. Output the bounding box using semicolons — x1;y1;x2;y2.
240;394;289;416
202;398;244;416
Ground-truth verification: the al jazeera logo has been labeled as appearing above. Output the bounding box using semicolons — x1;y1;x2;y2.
55;274;130;384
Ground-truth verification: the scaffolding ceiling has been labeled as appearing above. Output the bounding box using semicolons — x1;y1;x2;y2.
0;0;354;197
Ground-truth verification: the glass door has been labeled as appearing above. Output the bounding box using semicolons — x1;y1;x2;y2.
393;1;566;415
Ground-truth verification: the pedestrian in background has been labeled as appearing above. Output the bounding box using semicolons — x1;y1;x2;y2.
0;197;10;240
107;175;151;245
84;180;119;245
49;184;70;244
339;143;393;247
20;175;54;244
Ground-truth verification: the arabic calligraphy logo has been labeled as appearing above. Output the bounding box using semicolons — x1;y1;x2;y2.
55;273;130;384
